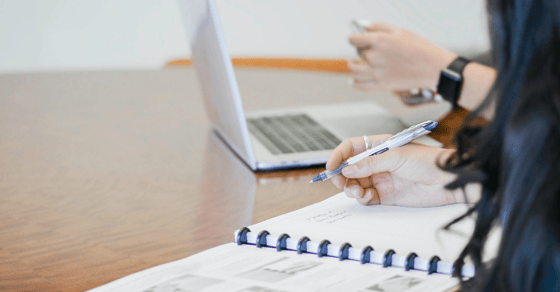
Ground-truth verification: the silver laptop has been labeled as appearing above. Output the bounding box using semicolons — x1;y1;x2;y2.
179;0;409;171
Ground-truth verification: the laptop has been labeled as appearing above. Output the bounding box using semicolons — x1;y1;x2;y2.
179;0;428;171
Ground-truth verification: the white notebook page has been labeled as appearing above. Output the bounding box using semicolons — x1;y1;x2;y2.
249;192;498;264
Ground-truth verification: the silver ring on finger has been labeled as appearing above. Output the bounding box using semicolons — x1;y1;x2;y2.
363;135;371;150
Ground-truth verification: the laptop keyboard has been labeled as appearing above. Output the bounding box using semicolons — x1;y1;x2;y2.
247;114;342;155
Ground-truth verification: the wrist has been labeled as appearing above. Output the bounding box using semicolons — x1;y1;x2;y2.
453;183;482;204
421;51;457;90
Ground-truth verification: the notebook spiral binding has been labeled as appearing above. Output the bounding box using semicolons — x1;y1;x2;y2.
235;227;475;278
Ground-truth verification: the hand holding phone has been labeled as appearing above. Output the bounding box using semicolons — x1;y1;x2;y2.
348;20;443;106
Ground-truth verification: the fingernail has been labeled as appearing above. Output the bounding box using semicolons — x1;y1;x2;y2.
342;166;356;176
365;191;380;205
352;187;360;198
363;192;372;202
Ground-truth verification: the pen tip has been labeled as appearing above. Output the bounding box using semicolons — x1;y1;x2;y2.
310;176;323;183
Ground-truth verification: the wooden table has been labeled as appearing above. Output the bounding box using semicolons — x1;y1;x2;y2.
0;68;461;291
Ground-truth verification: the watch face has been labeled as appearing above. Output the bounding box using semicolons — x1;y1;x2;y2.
437;70;461;102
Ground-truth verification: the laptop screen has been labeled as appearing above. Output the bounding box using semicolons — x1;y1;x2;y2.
179;0;257;169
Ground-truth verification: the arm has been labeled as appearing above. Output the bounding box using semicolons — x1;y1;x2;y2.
348;23;496;118
458;62;496;118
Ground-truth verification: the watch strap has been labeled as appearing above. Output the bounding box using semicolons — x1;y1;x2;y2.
447;57;470;75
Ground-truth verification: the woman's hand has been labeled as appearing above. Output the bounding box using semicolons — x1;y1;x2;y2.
327;135;476;207
348;22;457;92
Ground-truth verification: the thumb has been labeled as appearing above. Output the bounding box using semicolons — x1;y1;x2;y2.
341;150;402;178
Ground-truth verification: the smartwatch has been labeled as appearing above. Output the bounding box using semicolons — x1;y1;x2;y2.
437;57;470;108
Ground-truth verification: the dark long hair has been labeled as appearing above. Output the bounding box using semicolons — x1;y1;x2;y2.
443;0;560;290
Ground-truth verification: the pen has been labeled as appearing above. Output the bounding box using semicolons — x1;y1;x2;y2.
309;120;439;183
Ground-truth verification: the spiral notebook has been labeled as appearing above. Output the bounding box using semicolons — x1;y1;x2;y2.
89;193;499;292
236;192;500;277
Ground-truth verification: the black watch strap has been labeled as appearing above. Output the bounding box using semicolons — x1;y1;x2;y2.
437;57;470;108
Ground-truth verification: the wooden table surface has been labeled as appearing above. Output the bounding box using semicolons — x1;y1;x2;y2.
0;68;461;291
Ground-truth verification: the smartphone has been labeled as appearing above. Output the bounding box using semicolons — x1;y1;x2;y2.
350;20;369;34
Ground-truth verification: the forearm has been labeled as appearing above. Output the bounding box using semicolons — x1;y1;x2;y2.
456;62;496;119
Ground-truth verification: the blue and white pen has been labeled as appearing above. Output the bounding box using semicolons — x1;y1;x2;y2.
309;120;439;183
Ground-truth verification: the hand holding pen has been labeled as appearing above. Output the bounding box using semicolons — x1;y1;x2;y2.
311;121;472;207
311;121;438;183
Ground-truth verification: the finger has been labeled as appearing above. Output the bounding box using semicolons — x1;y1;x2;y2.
342;147;404;178
347;59;373;76
356;188;381;205
365;22;395;33
326;134;392;171
326;137;364;171
349;34;372;49
357;177;373;189
331;174;346;189
349;33;383;49
344;179;364;198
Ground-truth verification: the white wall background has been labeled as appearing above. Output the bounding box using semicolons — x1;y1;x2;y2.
0;0;490;73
